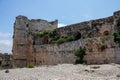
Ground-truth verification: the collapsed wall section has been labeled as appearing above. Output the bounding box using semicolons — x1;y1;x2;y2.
28;19;58;32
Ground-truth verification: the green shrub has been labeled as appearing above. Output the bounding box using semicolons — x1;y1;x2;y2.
55;35;75;44
66;35;75;41
56;38;66;44
75;49;81;57
75;47;86;64
36;29;75;44
37;31;46;37
50;40;57;44
49;37;59;44
50;35;75;44
27;63;34;68
113;32;120;42
37;30;49;37
48;30;56;37
113;33;119;37
116;36;120;42
37;30;56;37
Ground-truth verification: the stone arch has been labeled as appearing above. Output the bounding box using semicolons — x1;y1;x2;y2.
103;31;109;36
74;32;81;40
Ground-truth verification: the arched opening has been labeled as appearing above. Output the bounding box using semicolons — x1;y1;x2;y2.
103;31;109;36
74;32;81;40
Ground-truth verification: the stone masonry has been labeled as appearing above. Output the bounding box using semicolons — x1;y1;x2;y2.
13;11;120;67
0;53;12;69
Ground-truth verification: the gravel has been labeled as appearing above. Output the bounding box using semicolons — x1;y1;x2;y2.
0;64;120;80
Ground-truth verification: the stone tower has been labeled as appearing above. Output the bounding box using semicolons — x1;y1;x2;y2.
13;15;57;67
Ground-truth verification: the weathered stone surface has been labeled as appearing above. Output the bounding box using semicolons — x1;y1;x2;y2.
13;15;58;67
0;53;12;69
13;11;120;67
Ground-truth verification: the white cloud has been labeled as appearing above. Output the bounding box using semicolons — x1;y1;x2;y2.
58;23;66;28
0;40;12;53
0;32;12;38
0;40;12;46
0;32;13;53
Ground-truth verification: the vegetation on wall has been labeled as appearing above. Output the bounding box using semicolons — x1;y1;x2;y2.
36;29;75;44
110;16;120;42
113;32;120;42
50;35;75;44
36;30;55;37
36;30;56;37
27;63;34;68
48;30;56;37
117;16;120;26
75;47;86;64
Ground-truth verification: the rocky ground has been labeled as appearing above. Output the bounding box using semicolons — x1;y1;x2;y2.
0;64;120;80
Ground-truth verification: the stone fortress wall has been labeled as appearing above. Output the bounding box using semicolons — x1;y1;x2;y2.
13;11;120;67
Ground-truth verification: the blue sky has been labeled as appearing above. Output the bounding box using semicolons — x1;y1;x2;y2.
0;0;120;53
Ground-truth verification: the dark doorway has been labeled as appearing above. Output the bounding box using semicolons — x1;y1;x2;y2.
74;32;81;40
33;41;35;45
0;61;2;66
26;24;29;28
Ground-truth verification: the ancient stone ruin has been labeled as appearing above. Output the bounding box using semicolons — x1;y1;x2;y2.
0;53;12;69
13;10;120;67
